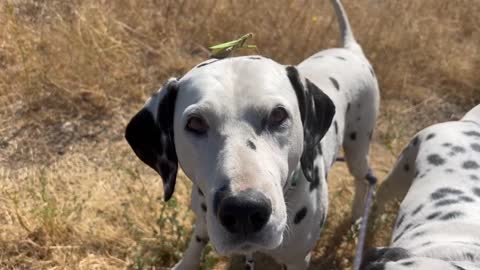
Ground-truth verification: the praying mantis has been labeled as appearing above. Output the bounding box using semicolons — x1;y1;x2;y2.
208;33;258;59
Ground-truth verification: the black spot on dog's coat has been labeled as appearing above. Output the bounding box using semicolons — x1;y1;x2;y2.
411;204;424;216
393;230;406;243
459;195;475;202
463;160;479;170
396;213;406;228
465;253;475;261
248;56;262;60
400;260;415;266
309;166;321;192
426;211;442;220
346;102;351;113
402;223;413;233
426;133;436;140
427;154;445;166
473;187;480;198
294;207;308;224
329;77;340;91
336;56;346;61
334;121;338;134
439;211;464;220
442;142;452;147
452;146;466;153
247;140;256;150
464;130;480;137
445;168;455;174
350;132;357;140
470;175;479;181
471;143;480;152
198;188;204;196
434;199;459;207
431;187;463;200
420;241;433;247
453;264;467;270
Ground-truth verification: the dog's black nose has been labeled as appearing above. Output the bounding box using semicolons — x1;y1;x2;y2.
217;189;272;235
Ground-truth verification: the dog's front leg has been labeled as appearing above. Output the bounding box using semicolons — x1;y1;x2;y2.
172;219;208;270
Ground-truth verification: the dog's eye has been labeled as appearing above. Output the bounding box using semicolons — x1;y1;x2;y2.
269;107;288;126
186;116;209;135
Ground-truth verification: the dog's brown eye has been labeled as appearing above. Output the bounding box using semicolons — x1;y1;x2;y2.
269;107;288;126
186;116;209;135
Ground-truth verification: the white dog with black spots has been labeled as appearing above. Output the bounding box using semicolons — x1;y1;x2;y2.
362;104;480;270
125;0;380;269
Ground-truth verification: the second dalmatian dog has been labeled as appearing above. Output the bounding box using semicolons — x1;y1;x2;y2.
362;104;480;270
125;0;379;269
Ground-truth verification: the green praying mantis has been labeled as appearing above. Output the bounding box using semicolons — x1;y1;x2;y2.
208;33;258;59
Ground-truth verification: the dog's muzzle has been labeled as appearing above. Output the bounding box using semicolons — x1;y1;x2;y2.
216;189;272;236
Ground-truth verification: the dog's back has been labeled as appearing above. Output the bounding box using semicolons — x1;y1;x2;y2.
365;105;480;269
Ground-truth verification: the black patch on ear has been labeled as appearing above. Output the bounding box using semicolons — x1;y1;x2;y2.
125;79;179;201
286;66;335;183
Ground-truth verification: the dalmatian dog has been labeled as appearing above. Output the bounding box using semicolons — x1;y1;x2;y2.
362;104;480;270
125;0;379;269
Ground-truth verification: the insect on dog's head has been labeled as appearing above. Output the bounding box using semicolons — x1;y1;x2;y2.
125;56;335;255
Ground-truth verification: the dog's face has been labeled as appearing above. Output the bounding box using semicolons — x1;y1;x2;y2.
125;56;335;255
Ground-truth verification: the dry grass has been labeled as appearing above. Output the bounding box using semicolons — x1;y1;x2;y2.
0;0;479;269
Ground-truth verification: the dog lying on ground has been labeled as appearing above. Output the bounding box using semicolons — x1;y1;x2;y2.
125;0;379;269
362;104;480;270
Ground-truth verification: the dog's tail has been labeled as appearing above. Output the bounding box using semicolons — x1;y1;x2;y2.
461;104;480;125
330;0;363;54
375;134;421;213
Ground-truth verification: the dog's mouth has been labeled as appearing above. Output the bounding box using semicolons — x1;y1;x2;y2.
213;219;286;255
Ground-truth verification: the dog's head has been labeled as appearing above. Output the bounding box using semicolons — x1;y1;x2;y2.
125;56;335;255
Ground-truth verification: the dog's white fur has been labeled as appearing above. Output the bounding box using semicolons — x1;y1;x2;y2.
126;1;379;269
363;105;480;270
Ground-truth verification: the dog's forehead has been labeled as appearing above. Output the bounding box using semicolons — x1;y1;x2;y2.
178;56;294;101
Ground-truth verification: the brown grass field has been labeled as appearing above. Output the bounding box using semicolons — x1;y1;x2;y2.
0;0;479;269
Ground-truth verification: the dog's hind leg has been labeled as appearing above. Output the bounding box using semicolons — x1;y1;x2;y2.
172;220;208;270
343;96;379;221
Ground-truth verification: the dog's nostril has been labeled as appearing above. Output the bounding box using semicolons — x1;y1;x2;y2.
221;214;236;228
250;210;269;231
217;189;272;235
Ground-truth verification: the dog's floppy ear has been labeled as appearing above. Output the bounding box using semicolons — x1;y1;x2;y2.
125;78;179;201
286;66;335;183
